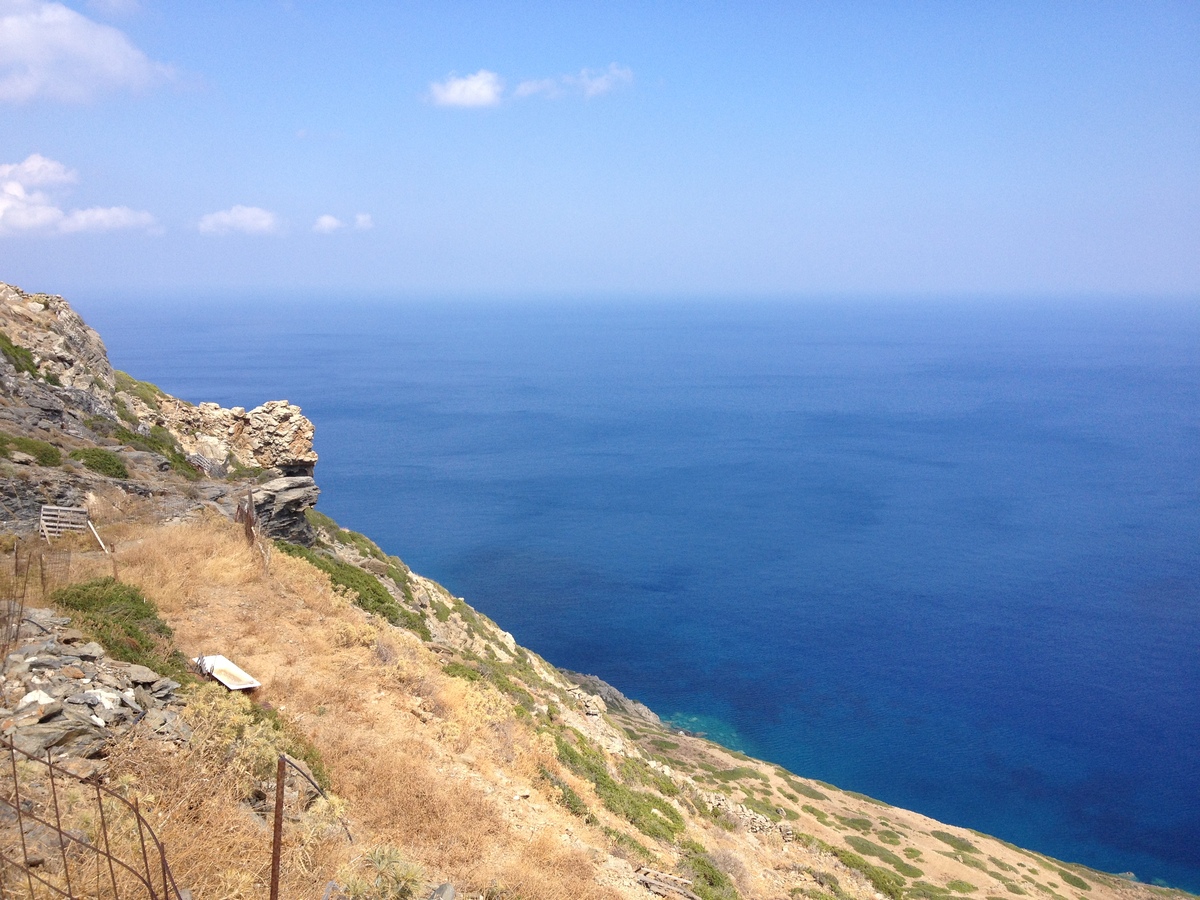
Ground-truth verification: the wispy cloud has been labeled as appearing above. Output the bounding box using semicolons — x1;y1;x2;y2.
516;63;633;100
429;69;503;108
313;214;343;233
313;213;372;233
0;153;157;235
0;0;172;103
198;205;279;235
574;63;633;97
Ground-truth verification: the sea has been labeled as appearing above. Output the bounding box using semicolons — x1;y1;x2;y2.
77;294;1200;892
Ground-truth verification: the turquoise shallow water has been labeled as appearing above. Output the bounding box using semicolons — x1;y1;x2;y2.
81;295;1200;891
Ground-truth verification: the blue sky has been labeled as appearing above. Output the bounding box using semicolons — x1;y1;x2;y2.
0;1;1197;298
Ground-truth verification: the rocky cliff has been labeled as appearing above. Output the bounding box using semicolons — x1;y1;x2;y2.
0;280;319;541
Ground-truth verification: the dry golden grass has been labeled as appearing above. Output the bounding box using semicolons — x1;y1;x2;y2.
97;518;625;900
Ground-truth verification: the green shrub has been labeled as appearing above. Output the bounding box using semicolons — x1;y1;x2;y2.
904;848;924;860
114;370;166;410
879;829;902;845
906;882;953;900
277;542;430;640
343;845;422;900
86;416;197;479
0;330;39;377
932;831;980;854
443;661;481;681
837;816;874;833
602;826;656;863
0;431;61;466
828;846;907;900
845;835;924;877
779;773;830;801
69;447;129;478
679;841;740;900
305;508;387;560
802;804;832;826
539;767;594;821
245;699;330;789
51;578;190;680
1057;871;1090;891
947;882;978;894
742;794;783;822
554;728;683;841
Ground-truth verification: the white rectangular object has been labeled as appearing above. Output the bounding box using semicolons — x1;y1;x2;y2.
193;654;261;691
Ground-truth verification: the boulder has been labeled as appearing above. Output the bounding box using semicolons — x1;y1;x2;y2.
253;476;320;545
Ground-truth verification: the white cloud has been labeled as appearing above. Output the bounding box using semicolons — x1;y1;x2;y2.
0;0;172;103
59;205;155;232
198;205;280;235
0;152;157;235
429;69;503;107
0;152;76;186
354;213;373;230
313;214;343;234
515;63;633;101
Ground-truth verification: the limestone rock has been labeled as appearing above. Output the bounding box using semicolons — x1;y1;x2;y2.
156;398;317;475
0;282;116;391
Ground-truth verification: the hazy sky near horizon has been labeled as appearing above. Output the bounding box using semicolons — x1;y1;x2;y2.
0;1;1197;299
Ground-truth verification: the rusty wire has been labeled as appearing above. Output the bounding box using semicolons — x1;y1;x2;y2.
0;736;186;900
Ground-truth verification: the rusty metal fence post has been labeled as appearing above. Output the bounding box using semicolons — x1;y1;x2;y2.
269;755;286;900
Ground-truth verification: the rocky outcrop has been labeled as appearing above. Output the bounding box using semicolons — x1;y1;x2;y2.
1;607;190;779
157;398;318;475
562;670;661;724
0;283;117;393
251;476;320;544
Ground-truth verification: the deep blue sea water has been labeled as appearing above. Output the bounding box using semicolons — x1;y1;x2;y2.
78;295;1200;891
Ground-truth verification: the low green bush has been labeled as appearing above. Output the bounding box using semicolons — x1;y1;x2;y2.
1056;871;1090;891
837;815;874;833
68;447;128;478
539;766;594;821
827;846;907;900
51;578;190;680
277;542;431;640
679;841;740;900
0;431;61;466
114;370;167;410
932;831;980;854
947;882;978;894
802;804;832;826
845;835;924;877
554;728;684;841
1;330;39;378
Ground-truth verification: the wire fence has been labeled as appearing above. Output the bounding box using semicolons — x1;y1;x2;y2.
1;541;72;660
0;737;186;900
